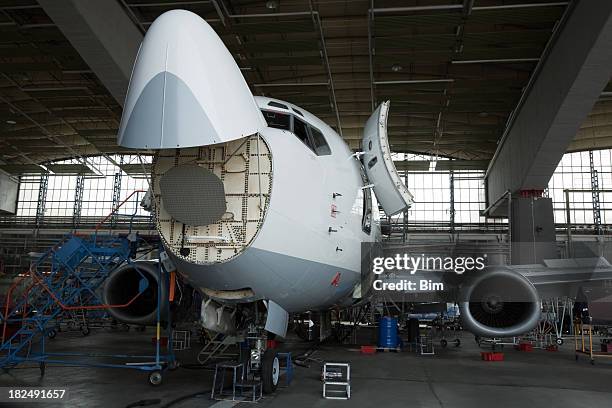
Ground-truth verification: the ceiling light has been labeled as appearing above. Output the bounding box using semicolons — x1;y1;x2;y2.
5;120;16;125
266;0;278;9
391;64;403;72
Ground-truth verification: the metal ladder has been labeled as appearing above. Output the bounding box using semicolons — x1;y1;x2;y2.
197;333;239;365
0;233;132;369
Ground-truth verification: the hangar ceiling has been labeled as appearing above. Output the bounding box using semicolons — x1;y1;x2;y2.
0;0;611;172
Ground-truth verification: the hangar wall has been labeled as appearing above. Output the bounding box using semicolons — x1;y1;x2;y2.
0;173;17;215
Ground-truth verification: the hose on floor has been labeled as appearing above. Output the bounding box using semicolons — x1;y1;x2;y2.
159;389;211;408
124;399;160;408
124;389;211;408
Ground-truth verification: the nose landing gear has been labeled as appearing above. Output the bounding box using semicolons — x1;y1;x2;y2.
261;349;280;393
244;330;281;394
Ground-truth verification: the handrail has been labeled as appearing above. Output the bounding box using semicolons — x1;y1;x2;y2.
29;269;143;312
1;191;151;346
1;234;76;343
1;268;144;345
85;189;147;234
1;271;31;343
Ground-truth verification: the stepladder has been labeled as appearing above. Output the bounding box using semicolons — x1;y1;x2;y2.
322;362;350;400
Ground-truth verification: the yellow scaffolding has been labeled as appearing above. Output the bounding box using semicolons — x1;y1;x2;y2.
574;321;612;364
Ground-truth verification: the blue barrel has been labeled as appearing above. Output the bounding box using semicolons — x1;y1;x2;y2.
378;316;399;348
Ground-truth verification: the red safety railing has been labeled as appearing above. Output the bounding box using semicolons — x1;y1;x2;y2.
1;272;32;343
94;189;147;232
29;269;144;311
1;189;149;344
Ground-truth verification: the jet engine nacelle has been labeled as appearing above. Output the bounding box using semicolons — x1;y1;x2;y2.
459;267;541;338
103;261;167;326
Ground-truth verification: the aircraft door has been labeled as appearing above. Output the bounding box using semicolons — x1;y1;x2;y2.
361;101;413;216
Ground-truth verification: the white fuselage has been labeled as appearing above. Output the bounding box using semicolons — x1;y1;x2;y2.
164;97;379;312
117;9;380;313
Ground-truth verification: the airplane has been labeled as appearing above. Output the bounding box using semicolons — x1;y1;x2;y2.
103;9;612;391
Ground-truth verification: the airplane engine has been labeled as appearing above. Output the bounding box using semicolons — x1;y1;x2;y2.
459;267;541;338
103;261;167;325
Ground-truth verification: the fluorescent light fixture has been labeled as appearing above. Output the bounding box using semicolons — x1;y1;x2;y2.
374;79;454;85
372;5;463;14
473;2;569;11
254;82;328;87
452;58;539;64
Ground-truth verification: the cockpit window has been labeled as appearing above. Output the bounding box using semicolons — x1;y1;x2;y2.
261;110;290;130
268;101;289;110
293;117;315;151
309;126;331;156
261;108;332;156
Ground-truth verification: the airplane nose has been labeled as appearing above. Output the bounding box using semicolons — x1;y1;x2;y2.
118;10;265;150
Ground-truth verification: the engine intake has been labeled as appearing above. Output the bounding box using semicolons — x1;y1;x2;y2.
459;267;540;337
103;261;167;325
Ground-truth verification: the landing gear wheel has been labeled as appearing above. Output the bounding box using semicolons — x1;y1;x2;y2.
556;337;564;345
262;350;280;394
81;326;90;336
39;362;46;377
440;339;448;348
148;371;163;386
47;329;57;339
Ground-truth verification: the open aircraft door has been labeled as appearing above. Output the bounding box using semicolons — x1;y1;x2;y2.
362;101;414;216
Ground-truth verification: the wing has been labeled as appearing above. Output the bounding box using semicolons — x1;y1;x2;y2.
514;257;612;298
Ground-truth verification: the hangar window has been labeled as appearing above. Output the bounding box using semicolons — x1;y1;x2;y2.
261;110;290;130
309;126;331;156
267;101;289;110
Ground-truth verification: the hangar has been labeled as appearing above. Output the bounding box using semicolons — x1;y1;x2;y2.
1;1;612;407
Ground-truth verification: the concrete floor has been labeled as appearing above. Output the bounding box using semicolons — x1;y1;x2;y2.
1;328;612;408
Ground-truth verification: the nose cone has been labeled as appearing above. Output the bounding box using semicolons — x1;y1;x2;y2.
118;10;265;149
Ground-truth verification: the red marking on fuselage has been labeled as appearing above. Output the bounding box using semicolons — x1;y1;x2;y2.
331;272;341;287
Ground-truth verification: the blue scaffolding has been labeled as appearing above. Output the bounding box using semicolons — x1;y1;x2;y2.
0;191;175;385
